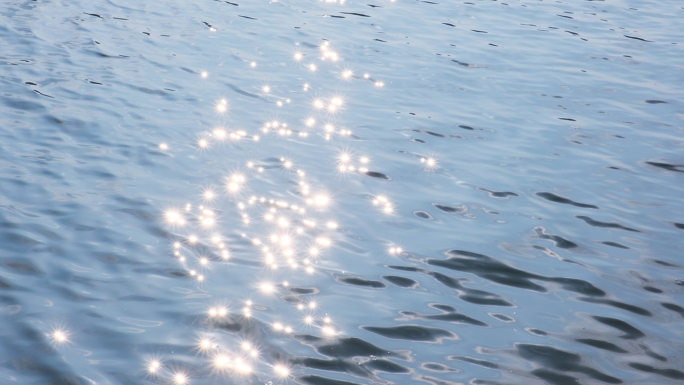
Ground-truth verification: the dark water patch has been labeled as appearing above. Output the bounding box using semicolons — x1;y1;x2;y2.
383;275;418;288
490;313;514;322
576;216;639;232
386;265;513;306
643;286;662;293
33;90;53;98
627;363;684;380
428;250;605;297
413;211;433;220
654;260;678;267
601;241;629;249
1;259;43;275
300;375;362;385
288;286;319;295
422;362;456;372
362;171;391;180
478;188;518;199
448;355;498;369
425;131;444;137
336;276;386;289
165;270;188;277
363;325;456;342
315;337;397;358
624;35;652;42
534;227;579;249
2;97;45;112
517;344;622;384
400;307;488;327
581;298;651;316
575;338;628;353
661;303;684;318
646;161;684;172
340;12;370;17
592;316;645;339
536;192;599;209
642;346;667;362
531;369;582;385
227;83;262;99
433;204;467;214
2;232;41;247
0;277;13;288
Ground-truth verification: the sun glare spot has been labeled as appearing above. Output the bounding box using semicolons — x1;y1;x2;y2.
51;329;68;344
274;364;290;377
173;372;187;385
260;283;274;293
147;360;161;374
389;246;404;255
313;195;329;206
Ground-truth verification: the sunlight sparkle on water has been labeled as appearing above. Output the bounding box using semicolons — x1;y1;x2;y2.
421;156;438;171
150;32;397;385
389;246;403;255
274;364;290;377
173;372;187;385
147;360;161;374
51;329;68;344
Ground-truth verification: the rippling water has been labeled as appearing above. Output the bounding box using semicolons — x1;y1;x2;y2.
1;0;683;384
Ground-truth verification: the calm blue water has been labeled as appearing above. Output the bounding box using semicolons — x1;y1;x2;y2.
1;0;683;384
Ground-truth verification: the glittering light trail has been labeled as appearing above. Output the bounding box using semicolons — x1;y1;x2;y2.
116;32;400;384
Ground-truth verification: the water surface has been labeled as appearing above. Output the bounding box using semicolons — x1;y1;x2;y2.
1;0;683;384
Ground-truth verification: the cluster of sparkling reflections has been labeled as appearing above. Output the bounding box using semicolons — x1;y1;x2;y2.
50;31;435;385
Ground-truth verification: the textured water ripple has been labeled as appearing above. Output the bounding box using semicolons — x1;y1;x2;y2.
1;0;683;384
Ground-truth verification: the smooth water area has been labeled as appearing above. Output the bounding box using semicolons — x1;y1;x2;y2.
1;0;683;384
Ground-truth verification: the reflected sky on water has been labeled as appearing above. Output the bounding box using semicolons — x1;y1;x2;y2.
0;0;683;384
